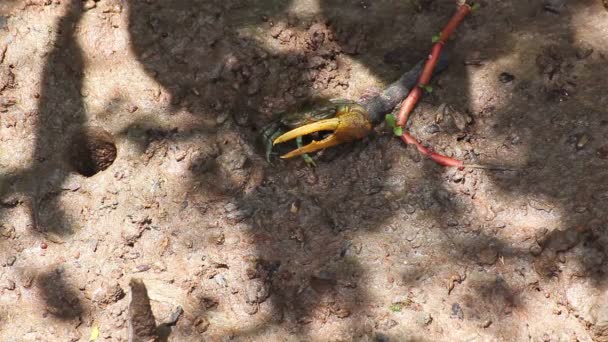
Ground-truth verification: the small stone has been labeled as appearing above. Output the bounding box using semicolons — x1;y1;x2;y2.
3;279;15;290
127;104;138;113
213;274;227;287
244;279;269;304
290;201;300;214
543;0;565;13
194;317;210;333
134;264;150;272
334;307;351;318
20;270;35;288
6;256;16;266
83;0;96;10
214;233;225;245
530;244;543;256
244;303;258;315
576;134;589;150
425;124;440;134
449;107;469;131
416;312;433;326
216;113;229;124
40;242;48;249
576;46;594;60
92;282;125;306
404;203;416;214
482;319;492;328
165;306;184;326
110;268;124;280
535;227;549;242
529;197;553;212
153;261;167;272
175;149;188;162
499;72;515;83
375;333;390;342
451;172;464;183
451;303;464;320
225;235;240;245
574;206;587;213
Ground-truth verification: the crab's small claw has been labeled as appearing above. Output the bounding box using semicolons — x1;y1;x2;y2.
273;103;373;158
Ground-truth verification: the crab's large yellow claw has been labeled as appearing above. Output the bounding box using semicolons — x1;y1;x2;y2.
273;104;373;159
273;118;340;145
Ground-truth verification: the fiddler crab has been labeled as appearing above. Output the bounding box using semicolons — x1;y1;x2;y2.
260;99;372;166
261;54;449;166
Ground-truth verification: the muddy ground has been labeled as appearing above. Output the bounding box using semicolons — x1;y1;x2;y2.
0;0;608;341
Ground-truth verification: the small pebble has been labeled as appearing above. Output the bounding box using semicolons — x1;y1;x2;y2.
290;201;300;214
543;0;565;13
530;244;543;256
451;172;464;183
83;0;96;10
40;242;48;249
334;307;351;318
425;124;440;134
451;303;464;320
3;279;15;290
127;104;138;113
416;312;433;326
134;264;150;272
6;256;16;266
576;134;589;150
499;72;515;83
576;46;594;60
216;113;229;124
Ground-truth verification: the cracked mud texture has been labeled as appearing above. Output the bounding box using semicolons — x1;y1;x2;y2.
0;0;608;341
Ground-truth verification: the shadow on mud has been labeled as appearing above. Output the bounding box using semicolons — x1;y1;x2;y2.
123;0;608;339
0;0;606;339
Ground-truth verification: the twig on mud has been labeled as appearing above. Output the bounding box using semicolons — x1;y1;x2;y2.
396;3;473;127
395;3;500;170
400;132;463;168
401;132;518;171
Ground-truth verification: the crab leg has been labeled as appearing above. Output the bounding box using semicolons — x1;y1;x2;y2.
296;136;316;166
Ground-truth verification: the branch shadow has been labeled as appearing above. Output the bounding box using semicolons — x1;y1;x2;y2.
2;0;606;340
106;0;608;340
0;0;88;238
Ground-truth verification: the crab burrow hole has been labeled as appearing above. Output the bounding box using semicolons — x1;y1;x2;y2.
69;127;117;177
